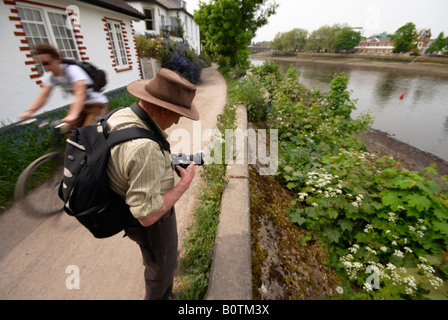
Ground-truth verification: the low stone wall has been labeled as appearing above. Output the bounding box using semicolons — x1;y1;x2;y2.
206;105;252;300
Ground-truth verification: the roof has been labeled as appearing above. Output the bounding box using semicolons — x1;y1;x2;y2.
363;36;391;42
135;0;183;10
77;0;146;19
125;0;194;18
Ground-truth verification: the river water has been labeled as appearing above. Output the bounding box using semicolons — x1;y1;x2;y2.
251;59;448;162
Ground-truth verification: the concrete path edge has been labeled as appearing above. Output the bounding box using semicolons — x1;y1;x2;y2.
206;104;252;300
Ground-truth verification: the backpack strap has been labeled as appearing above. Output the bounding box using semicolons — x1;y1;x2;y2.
130;103;171;152
62;59;95;89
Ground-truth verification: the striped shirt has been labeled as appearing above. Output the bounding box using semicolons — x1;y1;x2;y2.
106;107;174;220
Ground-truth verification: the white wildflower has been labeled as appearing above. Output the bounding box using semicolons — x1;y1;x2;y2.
393;250;404;258
388;212;397;222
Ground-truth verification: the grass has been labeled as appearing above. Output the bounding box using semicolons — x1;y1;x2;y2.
173;68;238;299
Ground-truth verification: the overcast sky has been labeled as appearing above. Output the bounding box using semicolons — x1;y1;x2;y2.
187;0;448;42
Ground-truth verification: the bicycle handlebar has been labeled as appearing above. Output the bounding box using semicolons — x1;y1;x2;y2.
17;118;67;130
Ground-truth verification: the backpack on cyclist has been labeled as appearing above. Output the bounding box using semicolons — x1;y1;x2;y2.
58;103;170;238
62;59;107;92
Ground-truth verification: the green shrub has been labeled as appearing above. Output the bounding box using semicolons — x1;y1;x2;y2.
252;61;448;299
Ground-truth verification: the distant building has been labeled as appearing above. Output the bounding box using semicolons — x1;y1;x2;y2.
249;42;270;53
354;36;394;54
126;0;201;53
355;29;433;55
416;29;432;54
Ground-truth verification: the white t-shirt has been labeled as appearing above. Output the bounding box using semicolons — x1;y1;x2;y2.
41;64;108;104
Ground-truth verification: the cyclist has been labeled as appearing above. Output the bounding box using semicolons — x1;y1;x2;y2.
19;43;109;130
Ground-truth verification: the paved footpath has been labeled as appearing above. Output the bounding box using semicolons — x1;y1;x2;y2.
0;64;227;300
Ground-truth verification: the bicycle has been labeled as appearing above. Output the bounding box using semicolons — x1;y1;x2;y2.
14;118;69;217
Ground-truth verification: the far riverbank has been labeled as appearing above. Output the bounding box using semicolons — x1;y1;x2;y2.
250;51;448;78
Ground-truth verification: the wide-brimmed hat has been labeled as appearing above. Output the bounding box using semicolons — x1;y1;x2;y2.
127;68;199;120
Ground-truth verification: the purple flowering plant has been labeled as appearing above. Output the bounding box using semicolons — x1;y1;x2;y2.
136;34;204;84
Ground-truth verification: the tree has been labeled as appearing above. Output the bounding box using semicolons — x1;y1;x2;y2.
427;32;448;55
334;29;362;52
270;28;308;52
270;32;285;51
305;24;348;52
194;0;278;68
391;22;418;53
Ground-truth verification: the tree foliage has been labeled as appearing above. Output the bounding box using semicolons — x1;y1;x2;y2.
391;22;418;53
305;23;349;52
270;28;308;52
194;0;278;67
334;30;362;51
427;32;448;55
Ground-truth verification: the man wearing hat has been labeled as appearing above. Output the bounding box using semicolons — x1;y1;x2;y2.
106;68;199;299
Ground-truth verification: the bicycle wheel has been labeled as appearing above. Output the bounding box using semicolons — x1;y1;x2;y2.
14;151;65;217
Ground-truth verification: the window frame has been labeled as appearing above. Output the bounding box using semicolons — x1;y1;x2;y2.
16;5;80;74
144;8;155;31
106;19;129;69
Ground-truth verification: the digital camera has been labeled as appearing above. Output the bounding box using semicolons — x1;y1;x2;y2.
171;152;205;169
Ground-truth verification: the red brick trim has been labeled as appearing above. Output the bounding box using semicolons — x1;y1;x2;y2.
16;0;65;11
130;22;143;79
5;0;91;84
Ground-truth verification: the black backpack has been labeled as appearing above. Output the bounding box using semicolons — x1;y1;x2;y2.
63;59;107;92
58;103;171;238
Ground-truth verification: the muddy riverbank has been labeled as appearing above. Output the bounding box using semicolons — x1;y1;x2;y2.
250;52;448;79
360;128;448;178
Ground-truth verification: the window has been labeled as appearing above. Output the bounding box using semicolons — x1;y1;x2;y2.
107;21;128;67
170;17;178;34
144;9;154;30
16;6;80;74
17;7;50;47
48;12;78;59
161;15;166;30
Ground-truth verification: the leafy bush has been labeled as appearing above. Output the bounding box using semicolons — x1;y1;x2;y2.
230;75;269;123
249;60;282;96
251;61;448;299
135;35;168;61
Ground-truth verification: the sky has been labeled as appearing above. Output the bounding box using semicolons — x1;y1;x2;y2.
186;0;448;42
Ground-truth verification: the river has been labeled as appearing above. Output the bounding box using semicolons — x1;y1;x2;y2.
250;58;448;162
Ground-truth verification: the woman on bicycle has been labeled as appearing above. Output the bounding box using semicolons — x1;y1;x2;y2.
19;43;109;130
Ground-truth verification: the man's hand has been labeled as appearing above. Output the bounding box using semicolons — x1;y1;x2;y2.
176;162;196;191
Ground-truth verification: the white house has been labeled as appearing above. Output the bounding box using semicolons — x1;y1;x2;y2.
1;0;145;125
354;37;395;54
126;0;201;54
